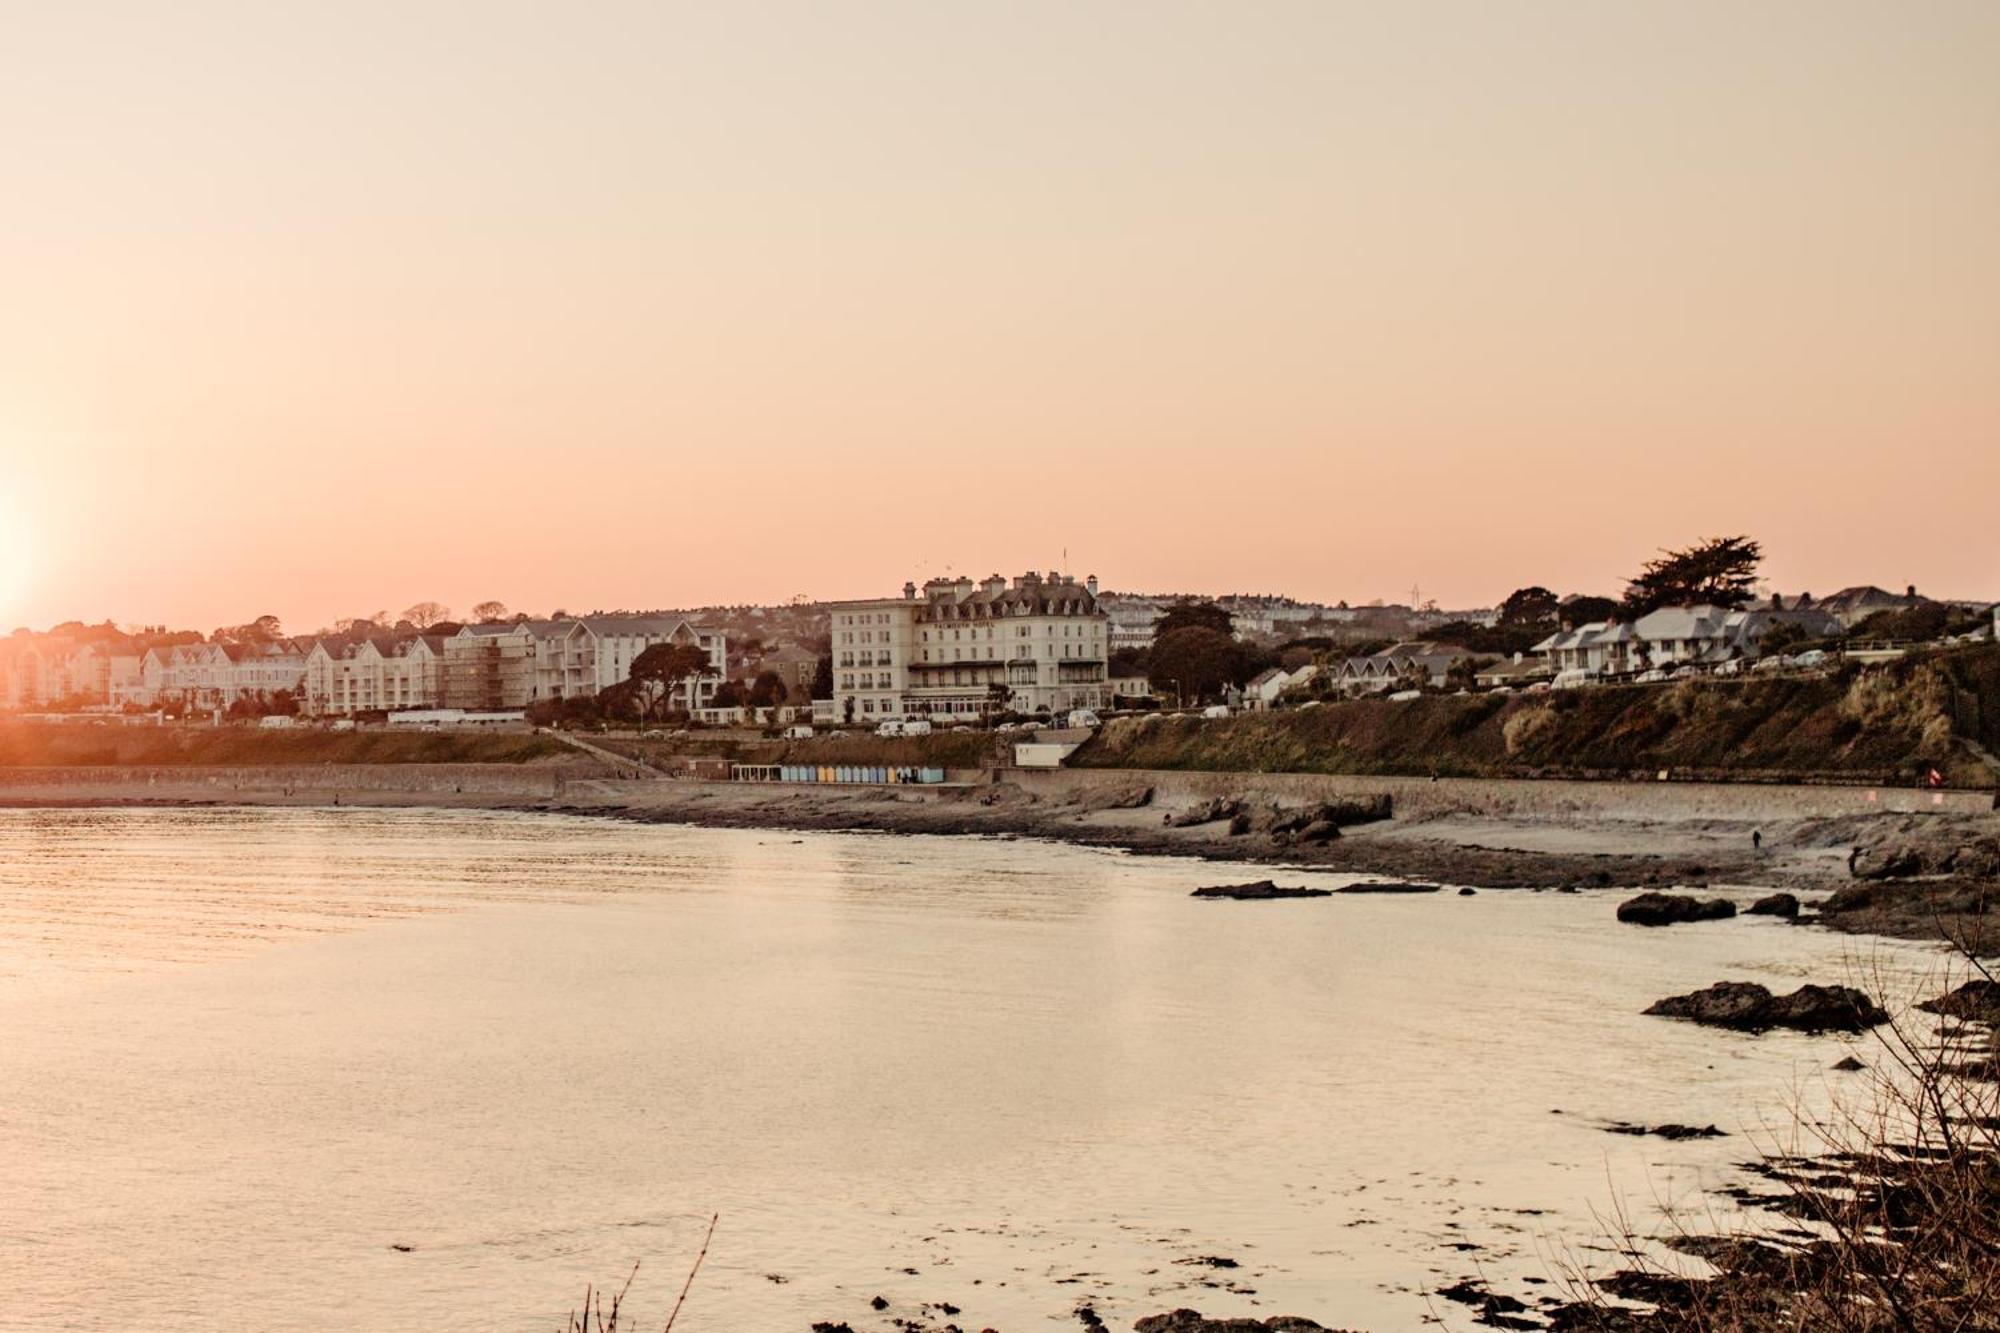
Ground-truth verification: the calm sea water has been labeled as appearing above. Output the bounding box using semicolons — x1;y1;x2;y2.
0;807;1943;1331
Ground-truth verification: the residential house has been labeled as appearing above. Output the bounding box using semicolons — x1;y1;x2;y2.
1630;604;1840;669
1473;654;1550;690
1334;642;1473;694
1534;622;1641;678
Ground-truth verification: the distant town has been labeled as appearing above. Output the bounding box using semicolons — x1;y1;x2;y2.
1;538;1995;735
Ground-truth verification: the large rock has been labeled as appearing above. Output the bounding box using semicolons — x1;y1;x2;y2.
1616;892;1738;926
1335;881;1441;894
1133;1312;1345;1333
1746;892;1800;918
1191;880;1332;901
1166;797;1244;828
1267;796;1392;846
1916;979;2000;1024
1644;981;1888;1033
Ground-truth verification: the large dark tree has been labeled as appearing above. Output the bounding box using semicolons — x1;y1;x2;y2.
629;642;712;722
1149;626;1264;704
746;669;788;708
1561;595;1621;627
1622;536;1763;616
1153;600;1233;639
1497;587;1560;629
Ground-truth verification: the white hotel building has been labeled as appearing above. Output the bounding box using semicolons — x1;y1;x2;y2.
828;572;1110;722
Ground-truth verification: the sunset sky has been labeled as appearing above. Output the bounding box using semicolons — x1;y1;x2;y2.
2;0;1995;634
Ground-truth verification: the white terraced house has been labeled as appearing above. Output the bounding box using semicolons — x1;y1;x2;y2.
826;571;1111;723
1536;604;1844;678
131;641;308;708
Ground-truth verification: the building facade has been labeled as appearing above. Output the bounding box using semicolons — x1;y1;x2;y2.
300;635;448;716
827;571;1110;722
443;616;728;712
129;642;307;708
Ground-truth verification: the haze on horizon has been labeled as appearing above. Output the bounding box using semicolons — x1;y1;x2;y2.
1;0;1995;635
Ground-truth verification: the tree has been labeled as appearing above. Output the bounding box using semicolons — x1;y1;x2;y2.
746;670;787;708
628;642;712;722
711;680;746;708
1758;621;1815;658
403;601;453;629
1561;595;1621;627
811;655;834;700
1497;587;1559;630
1149;626;1254;704
212;614;283;645
1154;600;1233;639
470;601;509;624
1853;603;1949;643
1622;536;1763;617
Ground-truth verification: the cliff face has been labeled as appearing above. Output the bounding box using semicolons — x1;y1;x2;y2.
1074;646;2000;785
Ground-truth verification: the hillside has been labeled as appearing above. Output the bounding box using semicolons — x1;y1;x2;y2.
1074;645;2000;785
0;725;574;767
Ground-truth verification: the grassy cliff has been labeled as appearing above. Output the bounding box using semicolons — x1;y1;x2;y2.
0;724;574;767
1074;646;2000;785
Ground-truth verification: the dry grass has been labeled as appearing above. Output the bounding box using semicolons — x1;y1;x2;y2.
1542;949;1999;1332
562;1213;717;1333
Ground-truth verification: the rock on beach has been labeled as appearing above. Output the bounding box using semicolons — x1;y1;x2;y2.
1616;892;1738;926
1644;981;1889;1033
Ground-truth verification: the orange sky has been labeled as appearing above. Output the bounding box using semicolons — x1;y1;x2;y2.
2;0;1995;634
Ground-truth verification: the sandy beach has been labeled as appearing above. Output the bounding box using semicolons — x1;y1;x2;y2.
4;761;1991;901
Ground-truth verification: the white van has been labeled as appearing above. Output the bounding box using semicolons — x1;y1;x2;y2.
875;719;905;737
1066;709;1101;729
782;724;814;739
1201;704;1231;719
1552;669;1592;691
902;719;933;736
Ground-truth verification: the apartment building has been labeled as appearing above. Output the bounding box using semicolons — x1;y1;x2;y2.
443;615;727;711
826;571;1110;722
0;637;150;710
300;635;448;716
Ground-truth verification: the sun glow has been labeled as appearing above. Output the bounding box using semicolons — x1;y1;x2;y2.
0;493;35;629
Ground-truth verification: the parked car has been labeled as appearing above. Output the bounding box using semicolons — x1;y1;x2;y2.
1386;689;1423;702
1201;704;1231;719
1671;666;1702;680
1794;649;1829;668
1066;709;1101;728
875;719;905;736
1634;668;1668;683
782;724;814;739
1552;669;1592;690
902;719;932;736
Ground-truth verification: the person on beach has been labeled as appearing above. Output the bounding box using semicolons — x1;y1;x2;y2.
1752;829;1762;851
